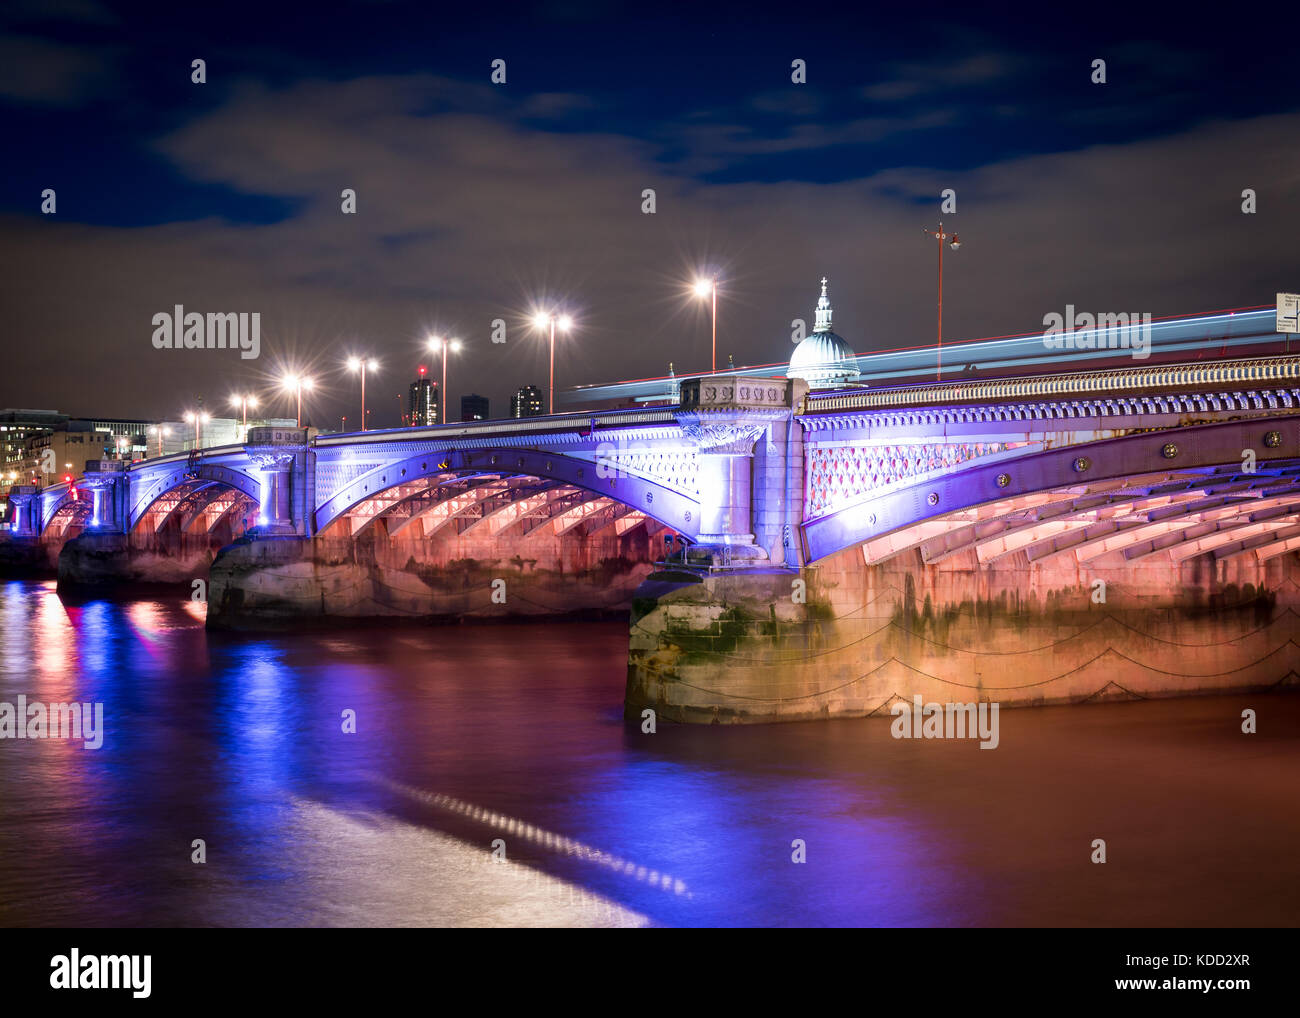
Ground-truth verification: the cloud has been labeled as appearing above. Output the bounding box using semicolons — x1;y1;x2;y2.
0;34;115;106
518;92;599;119
2;73;1297;425
863;51;1023;102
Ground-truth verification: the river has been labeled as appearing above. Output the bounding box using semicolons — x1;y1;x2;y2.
1;579;1296;927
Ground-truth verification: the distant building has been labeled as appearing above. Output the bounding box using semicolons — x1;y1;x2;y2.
184;416;296;450
0;409;67;468
14;416;155;482
460;394;489;422
511;385;543;418
409;375;439;426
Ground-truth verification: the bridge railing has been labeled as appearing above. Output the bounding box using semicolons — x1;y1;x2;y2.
800;355;1300;414
311;406;681;446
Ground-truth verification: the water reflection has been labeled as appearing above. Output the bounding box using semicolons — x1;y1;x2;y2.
1;578;1297;927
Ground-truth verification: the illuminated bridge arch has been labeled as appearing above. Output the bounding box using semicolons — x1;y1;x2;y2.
37;487;92;539
801;418;1300;566
313;446;701;540
128;462;263;534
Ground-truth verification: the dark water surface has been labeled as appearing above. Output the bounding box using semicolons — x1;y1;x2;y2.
1;579;1297;927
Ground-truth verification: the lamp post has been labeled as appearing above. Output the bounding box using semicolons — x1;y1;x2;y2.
922;222;961;381
148;424;171;458
346;357;377;431
183;411;210;450
282;374;314;428
531;312;572;415
229;394;258;441
427;336;462;425
693;276;718;373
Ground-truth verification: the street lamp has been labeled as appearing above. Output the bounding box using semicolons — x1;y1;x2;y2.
148;424;171;458
693;276;719;373
426;336;462;425
281;374;314;428
346;357;377;431
531;312;573;415
183;411;210;449
922;222;962;381
229;394;258;442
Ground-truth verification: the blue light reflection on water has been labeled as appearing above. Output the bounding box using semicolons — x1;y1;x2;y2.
2;579;1297;927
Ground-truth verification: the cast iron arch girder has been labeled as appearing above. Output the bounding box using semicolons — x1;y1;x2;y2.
920;475;1300;566
381;475;519;539
801;416;1300;564
444;479;565;538
33;484;79;535
181;487;258;535
129;464;262;532
313;447;700;539
493;488;602;539
41;495;92;536
333;473;466;538
145;480;220;533
1215;522;1300;562
1019;487;1300;564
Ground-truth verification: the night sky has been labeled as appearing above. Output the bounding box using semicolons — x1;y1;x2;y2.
2;0;1297;427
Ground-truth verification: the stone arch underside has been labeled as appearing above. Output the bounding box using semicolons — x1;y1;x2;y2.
128;463;262;534
802;417;1300;567
313;446;697;541
318;470;664;544
39;492;92;539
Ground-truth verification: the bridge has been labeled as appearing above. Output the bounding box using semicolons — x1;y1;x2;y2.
7;304;1300;722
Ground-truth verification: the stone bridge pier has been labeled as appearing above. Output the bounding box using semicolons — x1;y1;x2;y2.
626;363;1300;724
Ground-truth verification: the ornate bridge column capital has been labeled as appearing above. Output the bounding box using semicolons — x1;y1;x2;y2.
243;426;309;534
676;375;792;455
245;426;309;471
675;412;769;455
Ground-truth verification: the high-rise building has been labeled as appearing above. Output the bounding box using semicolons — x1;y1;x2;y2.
510;385;543;418
460;394;489;422
409;375;438;426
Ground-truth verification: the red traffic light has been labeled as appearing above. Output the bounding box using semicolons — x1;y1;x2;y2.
62;474;73;484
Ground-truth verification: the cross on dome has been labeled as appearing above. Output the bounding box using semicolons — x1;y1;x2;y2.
814;277;833;334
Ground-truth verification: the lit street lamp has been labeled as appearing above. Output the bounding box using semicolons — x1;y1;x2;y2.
148;424;171;458
426;336;462;425
531;312;572;415
693;276;719;373
346;357;377;431
922;222;962;381
229;394;259;440
183;411;211;449
281;374;314;428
